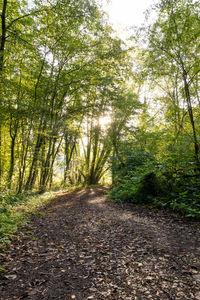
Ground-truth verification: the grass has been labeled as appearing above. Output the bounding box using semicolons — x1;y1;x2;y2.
0;184;107;250
0;190;61;249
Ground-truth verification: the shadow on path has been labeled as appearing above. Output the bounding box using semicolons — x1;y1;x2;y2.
0;187;199;299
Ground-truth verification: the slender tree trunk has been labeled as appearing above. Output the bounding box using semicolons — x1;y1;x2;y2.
39;137;54;191
7;118;18;188
18;142;28;193
0;0;7;189
17;122;32;193
8;135;17;188
64;133;79;185
25;133;44;190
46;136;63;189
183;72;200;171
0;0;7;73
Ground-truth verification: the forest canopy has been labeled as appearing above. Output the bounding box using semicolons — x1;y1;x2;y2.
0;0;200;218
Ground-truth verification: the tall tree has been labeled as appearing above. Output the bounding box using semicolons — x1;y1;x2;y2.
144;0;200;171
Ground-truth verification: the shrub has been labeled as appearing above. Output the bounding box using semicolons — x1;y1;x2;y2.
110;148;200;219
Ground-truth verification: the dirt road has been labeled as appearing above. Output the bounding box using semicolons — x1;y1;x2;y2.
0;187;199;299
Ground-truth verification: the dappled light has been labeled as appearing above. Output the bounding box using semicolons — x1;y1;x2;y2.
0;0;200;298
0;187;199;299
87;196;107;205
99;115;112;130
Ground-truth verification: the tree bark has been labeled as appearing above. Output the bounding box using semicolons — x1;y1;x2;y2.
0;0;7;188
0;0;7;72
25;132;44;190
8;120;18;189
183;71;200;171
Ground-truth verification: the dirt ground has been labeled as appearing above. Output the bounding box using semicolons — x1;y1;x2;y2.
0;186;199;300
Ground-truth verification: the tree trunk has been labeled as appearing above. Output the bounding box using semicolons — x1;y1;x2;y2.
8;136;16;189
64;135;76;185
183;71;200;171
0;0;7;189
25;133;44;190
0;0;7;72
18;144;28;194
39;137;54;191
7;119;18;189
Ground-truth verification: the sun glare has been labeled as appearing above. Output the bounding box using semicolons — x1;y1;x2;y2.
102;0;159;34
99;115;112;129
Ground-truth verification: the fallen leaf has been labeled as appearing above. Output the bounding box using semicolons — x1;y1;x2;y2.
5;274;17;280
195;292;200;300
0;266;6;273
193;274;200;282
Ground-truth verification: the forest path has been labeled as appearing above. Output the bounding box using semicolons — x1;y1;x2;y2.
0;187;200;300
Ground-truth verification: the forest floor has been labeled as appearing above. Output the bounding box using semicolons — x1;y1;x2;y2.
0;186;200;300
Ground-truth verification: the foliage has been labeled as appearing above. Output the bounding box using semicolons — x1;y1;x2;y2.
110;145;156;202
110;146;200;219
0;190;57;248
106;0;199;219
0;0;135;191
1;0;200;220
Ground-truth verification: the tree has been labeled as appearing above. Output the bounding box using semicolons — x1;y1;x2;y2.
145;0;200;171
0;0;137;192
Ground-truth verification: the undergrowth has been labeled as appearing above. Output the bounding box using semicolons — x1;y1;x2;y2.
0;190;59;249
110;149;200;219
110;170;200;219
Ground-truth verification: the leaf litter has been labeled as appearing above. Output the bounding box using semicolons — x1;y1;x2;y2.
0;186;199;299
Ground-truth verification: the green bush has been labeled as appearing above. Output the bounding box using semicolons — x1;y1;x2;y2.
110;162;158;203
110;148;200;219
0;190;57;248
